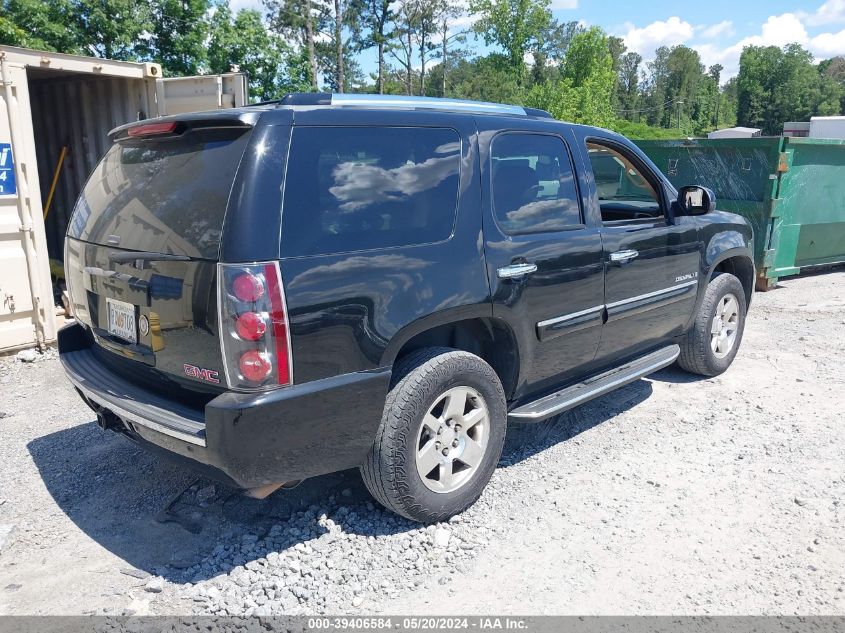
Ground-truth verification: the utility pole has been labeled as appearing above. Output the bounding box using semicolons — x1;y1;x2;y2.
677;100;684;129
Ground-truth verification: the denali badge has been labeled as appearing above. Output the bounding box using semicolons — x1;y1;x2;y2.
184;363;220;384
675;272;698;282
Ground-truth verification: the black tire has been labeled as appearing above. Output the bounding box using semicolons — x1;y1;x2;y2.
677;273;747;376
360;347;507;523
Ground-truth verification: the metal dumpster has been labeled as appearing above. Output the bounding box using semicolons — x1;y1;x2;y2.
637;137;845;289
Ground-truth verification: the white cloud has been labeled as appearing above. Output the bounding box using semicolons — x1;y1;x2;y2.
549;0;578;8
620;16;695;55
699;20;734;40
228;0;263;11
692;13;810;80
810;28;845;57
802;0;845;26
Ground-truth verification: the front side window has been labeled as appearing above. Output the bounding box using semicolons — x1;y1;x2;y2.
586;141;662;223
281;126;461;257
490;133;582;235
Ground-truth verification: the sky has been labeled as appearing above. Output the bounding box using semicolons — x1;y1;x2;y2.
231;0;845;82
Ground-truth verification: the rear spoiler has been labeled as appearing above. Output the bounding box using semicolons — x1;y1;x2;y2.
109;111;259;142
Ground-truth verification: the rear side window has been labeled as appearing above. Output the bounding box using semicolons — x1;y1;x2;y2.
281;126;461;257
490;133;581;235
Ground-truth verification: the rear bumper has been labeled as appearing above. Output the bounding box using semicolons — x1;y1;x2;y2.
58;322;391;488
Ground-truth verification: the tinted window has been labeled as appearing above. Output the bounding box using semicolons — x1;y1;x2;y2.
586;142;662;222
490;133;581;235
281;126;461;256
70;129;251;259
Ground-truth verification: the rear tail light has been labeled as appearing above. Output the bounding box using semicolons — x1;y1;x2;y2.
218;262;293;390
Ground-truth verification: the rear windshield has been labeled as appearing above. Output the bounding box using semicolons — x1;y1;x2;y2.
68;128;251;259
280;126;461;257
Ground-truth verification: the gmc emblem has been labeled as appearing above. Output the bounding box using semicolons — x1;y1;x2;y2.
183;363;220;384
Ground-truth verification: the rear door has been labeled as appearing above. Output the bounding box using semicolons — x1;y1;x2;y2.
574;131;700;362
478;119;604;399
64;116;255;396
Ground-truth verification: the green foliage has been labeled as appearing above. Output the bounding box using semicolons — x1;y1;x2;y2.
440;55;524;104
609;119;685;140
0;0;80;52
208;3;310;101
147;0;211;76
74;0;151;60
525;27;615;127
468;0;552;80
737;44;843;135
0;0;839;133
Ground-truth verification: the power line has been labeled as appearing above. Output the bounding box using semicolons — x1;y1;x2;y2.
613;97;684;114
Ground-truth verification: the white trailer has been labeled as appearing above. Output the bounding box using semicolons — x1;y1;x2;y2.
0;45;247;353
809;116;845;140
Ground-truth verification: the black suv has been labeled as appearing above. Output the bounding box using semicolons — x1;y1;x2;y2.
59;94;754;522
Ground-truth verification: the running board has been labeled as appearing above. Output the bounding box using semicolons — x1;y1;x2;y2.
508;345;680;423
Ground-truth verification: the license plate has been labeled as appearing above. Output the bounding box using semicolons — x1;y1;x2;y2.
106;298;137;344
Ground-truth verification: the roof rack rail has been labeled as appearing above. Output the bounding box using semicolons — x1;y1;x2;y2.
275;93;552;118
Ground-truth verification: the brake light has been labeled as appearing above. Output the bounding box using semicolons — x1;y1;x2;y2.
127;121;178;137
218;262;293;390
232;273;265;302
235;312;266;341
239;350;272;382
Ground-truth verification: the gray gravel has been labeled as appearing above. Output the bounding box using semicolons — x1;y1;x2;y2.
0;269;843;616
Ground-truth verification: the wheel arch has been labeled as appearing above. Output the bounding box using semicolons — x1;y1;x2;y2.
382;315;521;400
709;251;755;307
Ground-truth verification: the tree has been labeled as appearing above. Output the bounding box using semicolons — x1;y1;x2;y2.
616;51;641;116
414;0;445;96
74;0;151;60
434;5;468;97
148;0;211;76
737;44;823;134
209;3;310;101
664;45;706;130
530;19;582;85
387;0;418;95
265;0;324;90
0;0;80;52
708;64;724;126
360;0;395;93
432;54;522;103
818;57;845;114
642;45;670;126
468;0;552;81
526;27;615;127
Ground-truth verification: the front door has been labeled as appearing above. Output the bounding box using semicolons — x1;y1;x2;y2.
479;121;605;400
578;135;701;362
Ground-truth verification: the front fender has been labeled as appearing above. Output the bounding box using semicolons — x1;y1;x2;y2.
704;230;752;271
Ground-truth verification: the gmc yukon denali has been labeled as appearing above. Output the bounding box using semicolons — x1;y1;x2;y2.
59;94;754;523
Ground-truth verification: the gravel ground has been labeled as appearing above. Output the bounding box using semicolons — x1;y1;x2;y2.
0;270;843;616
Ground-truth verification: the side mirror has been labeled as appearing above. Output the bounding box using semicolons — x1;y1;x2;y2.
677;185;716;215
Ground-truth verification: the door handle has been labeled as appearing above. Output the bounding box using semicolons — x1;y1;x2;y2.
609;249;639;264
497;262;538;280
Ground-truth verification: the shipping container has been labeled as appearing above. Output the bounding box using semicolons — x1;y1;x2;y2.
637;136;845;290
0;45;247;353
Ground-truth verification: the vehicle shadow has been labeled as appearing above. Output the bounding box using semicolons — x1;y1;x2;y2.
27;378;654;584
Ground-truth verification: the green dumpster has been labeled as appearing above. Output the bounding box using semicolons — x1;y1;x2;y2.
637;137;845;289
